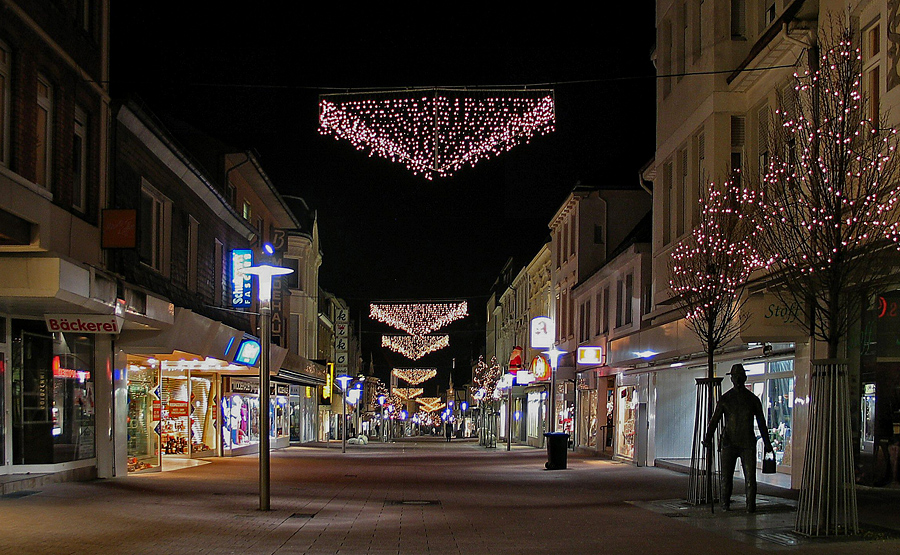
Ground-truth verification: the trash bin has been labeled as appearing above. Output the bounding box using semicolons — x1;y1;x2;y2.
544;432;569;470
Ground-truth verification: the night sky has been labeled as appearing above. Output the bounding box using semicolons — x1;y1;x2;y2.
110;7;657;386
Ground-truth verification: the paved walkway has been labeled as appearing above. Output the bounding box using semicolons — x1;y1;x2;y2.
1;439;898;554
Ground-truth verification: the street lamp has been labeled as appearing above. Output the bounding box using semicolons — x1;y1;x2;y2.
336;375;353;453
243;260;293;512
543;345;565;434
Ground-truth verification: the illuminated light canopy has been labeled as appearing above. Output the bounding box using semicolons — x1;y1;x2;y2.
415;397;446;413
319;88;555;179
383;335;449;360
392;367;438;385
370;302;468;336
393;387;424;400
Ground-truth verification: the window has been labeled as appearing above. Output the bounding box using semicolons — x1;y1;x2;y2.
731;0;746;37
242;201;252;221
602;286;610;333
624;273;634;326
757;105;770;185
0;41;9;167
561;289;568;338
214;239;224;305
864;22;882;124
36;75;54;188
187;216;199;292
615;279;624;328
595;291;603;335
139;180;172;275
569;215;576;256
695;131;705;226
677;148;687;237
594;224;604;244
563;221;570;261
763;2;776;27
677;3;687;79
555;229;562;267
731;115;745;183
578;301;591;343
661;19;672;97
693;0;704;61
72;106;88;212
662;161;673;245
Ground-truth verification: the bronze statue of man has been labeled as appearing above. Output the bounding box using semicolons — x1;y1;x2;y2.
703;363;773;512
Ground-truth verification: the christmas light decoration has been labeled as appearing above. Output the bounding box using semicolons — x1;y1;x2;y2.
319;89;555;180
415;397;446;413
391;368;437;385
382;335;449;360
370;302;468;336
472;355;503;402
392;387;424;400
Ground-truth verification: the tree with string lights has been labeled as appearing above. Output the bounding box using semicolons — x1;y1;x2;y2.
751;20;900;536
668;179;766;508
472;355;503;447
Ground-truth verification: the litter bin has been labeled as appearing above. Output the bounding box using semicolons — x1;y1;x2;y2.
544;432;569;470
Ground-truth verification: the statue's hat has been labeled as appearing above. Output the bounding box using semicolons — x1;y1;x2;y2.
727;363;746;378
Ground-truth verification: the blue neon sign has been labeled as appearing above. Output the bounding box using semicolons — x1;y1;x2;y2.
231;249;253;307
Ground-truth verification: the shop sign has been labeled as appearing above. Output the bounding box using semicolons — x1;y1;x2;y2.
45;313;123;334
152;400;161;421
168;401;190;417
234;338;261;366
531;317;554;349
324;363;334;400
577;346;604;365
271;383;290;396
231;249;253;308
516;371;535;385
228;377;259;395
876;293;900;357
741;293;808;342
531;355;551;381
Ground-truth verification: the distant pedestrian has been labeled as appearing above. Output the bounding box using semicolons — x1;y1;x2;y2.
445;421;452;442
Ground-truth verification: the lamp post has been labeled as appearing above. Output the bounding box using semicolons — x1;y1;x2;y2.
543;345;565;434
243;261;293;512
336;375;352;453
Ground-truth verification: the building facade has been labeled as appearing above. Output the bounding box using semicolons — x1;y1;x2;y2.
0;0;112;482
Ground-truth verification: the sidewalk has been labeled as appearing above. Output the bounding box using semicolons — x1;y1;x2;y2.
0;443;898;554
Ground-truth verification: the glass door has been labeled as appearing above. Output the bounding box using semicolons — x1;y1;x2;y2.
126;359;160;472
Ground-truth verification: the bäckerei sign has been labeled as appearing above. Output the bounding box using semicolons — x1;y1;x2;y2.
45;314;123;334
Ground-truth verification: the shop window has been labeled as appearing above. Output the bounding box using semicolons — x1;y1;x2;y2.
11;320;95;465
740;359;794;467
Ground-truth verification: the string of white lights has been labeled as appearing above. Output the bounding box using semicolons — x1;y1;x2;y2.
370;301;468;336
320;90;555;179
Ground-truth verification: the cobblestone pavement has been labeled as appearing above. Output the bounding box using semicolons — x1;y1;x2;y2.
1;439;898;554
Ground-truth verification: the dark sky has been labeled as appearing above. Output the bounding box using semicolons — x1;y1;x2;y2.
110;7;657;386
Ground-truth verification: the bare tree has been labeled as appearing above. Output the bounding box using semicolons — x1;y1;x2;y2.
753;20;900;536
669;179;764;507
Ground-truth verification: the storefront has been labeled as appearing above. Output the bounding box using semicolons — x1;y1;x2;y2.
1;311;116;480
576;370;599;452
221;377;291;455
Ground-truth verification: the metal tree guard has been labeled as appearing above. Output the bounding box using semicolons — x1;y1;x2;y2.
795;361;858;536
688;377;723;508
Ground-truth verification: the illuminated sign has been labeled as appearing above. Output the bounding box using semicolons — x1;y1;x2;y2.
577;346;604;365
324;363;334;400
531;355;551;381
516;371;535;385
530;317;554;349
233;338;261;366
45;313;123;334
231;249;253;307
